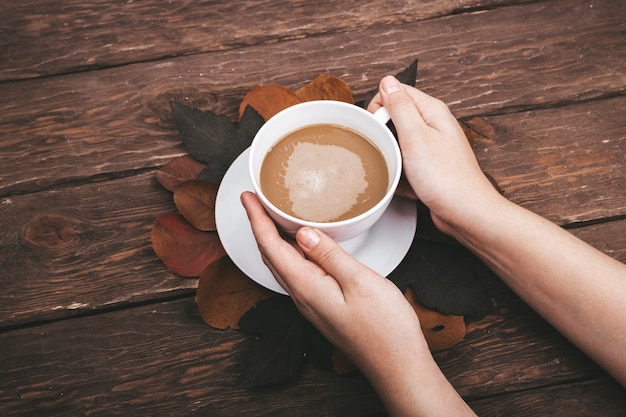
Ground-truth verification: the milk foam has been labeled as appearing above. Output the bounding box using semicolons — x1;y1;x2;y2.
283;142;367;222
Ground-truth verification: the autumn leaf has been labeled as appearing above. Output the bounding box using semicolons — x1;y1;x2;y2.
155;155;207;192
462;116;495;142
404;287;466;351
389;238;491;317
196;257;273;330
238;297;306;387
238;297;333;387
151;213;226;277
170;102;264;184
295;74;354;104
173;179;219;231
238;84;302;121
359;58;418;109
155;59;491;390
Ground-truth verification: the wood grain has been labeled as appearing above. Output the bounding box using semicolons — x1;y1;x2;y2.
0;172;194;327
1;293;623;416
0;298;384;417
471;95;626;224
1;101;624;327
2;0;625;415
1;0;625;197
469;378;626;416
0;0;521;81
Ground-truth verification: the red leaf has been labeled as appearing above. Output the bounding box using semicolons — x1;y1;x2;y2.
174;179;218;231
151;213;225;277
155;155;206;192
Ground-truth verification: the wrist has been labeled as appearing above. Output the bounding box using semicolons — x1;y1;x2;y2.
374;352;476;417
432;179;508;243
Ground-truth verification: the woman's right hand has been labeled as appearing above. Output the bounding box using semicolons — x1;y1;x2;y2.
368;76;502;237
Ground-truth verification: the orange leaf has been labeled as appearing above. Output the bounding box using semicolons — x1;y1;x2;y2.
151;213;225;277
173;179;219;231
155;155;207;192
462;117;495;142
295;74;354;104
404;287;466;352
196;257;273;329
238;85;302;121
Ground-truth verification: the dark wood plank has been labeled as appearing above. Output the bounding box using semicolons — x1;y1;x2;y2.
442;281;609;396
1;102;624;327
0;298;385;417
0;0;524;81
0;172;193;328
1;291;624;416
469;378;626;416
1;0;624;197
569;220;626;261
471;95;626;224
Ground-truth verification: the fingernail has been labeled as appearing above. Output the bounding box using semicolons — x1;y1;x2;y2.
382;76;401;94
297;227;321;250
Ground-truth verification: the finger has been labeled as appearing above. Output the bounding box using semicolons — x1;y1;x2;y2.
379;76;456;133
296;227;375;294
240;192;299;293
366;91;383;114
240;192;343;299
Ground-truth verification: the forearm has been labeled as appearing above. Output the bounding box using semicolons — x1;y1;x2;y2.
365;347;476;417
448;192;626;385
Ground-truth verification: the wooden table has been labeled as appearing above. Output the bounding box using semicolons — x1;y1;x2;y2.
1;0;625;415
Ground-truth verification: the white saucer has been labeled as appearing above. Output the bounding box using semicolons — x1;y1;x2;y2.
215;148;417;295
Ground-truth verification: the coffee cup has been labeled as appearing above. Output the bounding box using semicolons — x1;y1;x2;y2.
248;100;401;241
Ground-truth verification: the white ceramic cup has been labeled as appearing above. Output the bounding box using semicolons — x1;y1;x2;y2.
249;100;401;242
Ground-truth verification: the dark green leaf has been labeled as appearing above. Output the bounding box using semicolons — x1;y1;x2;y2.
396;58;419;86
237;296;332;387
170;102;264;183
358;58;419;109
238;297;306;387
303;321;333;370
389;237;491;317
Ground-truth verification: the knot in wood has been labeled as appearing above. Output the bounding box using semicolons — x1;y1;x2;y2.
21;214;78;250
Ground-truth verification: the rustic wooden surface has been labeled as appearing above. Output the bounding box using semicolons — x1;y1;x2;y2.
1;0;624;416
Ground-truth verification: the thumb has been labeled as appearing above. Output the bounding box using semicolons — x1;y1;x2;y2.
378;76;429;142
296;227;369;289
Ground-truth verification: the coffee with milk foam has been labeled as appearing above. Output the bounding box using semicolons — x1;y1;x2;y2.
260;124;389;223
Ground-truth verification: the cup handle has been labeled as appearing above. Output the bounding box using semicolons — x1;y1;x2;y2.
372;106;391;125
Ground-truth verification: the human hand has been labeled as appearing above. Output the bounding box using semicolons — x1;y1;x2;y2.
240;191;429;383
241;191;475;415
368;76;501;236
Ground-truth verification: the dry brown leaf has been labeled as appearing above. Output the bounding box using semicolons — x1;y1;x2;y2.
155;155;207;192
173;179;219;231
462;117;495;142
196;257;274;329
405;287;466;352
239;85;302;121
151;214;225;277
295;74;354;104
